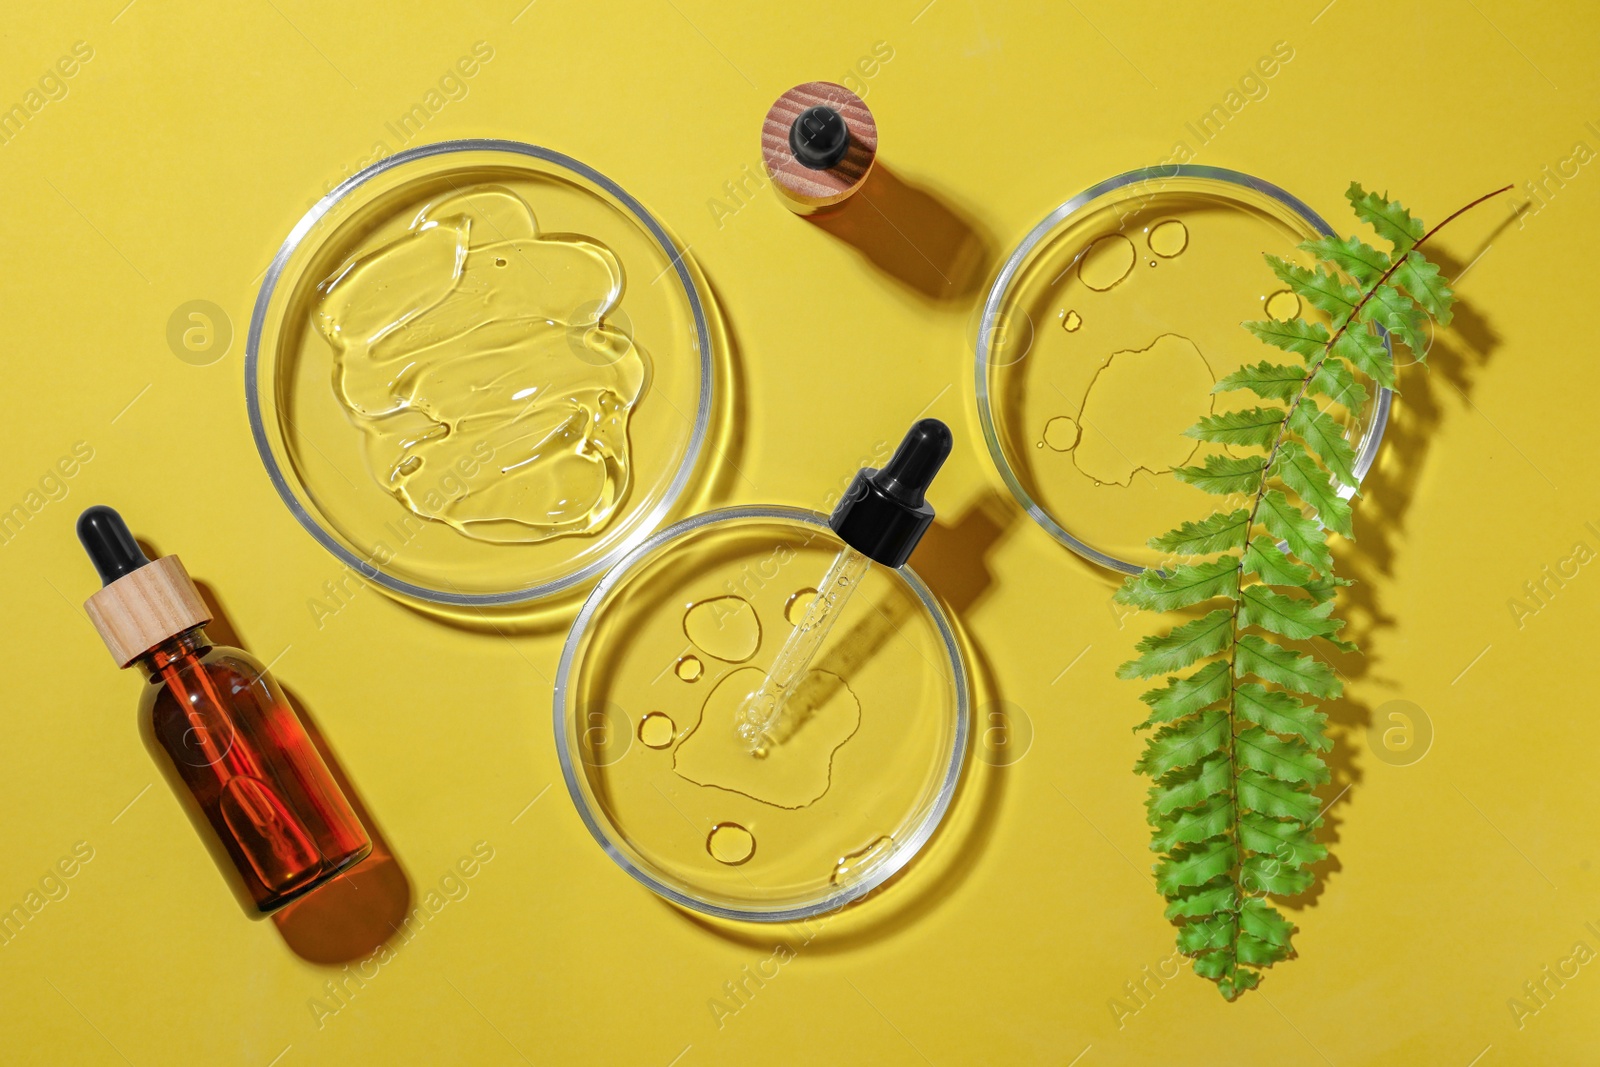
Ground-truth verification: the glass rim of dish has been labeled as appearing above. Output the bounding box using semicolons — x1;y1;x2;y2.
974;163;1393;575
553;504;971;923
244;137;715;606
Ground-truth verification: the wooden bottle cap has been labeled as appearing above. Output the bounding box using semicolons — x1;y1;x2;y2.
84;555;212;668
761;82;878;215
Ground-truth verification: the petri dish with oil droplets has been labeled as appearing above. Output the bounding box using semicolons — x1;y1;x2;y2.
976;165;1391;574
247;140;713;605
554;506;968;922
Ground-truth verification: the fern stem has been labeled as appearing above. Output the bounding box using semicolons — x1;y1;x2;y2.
1217;183;1511;983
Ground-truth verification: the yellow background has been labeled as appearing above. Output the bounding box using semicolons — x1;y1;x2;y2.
1;1;1595;1063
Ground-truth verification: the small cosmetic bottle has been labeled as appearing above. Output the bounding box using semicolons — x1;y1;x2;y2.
78;506;371;915
761;81;878;215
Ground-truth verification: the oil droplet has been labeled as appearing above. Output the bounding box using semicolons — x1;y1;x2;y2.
1148;218;1189;258
784;588;818;626
683;596;761;663
1043;415;1080;452
1148;260;1157;267
674;666;861;809
831;835;893;885
638;712;676;749
1072;334;1212;486
1078;234;1136;291
313;185;647;544
1265;289;1301;321
1060;308;1083;332
707;822;755;865
675;655;704;682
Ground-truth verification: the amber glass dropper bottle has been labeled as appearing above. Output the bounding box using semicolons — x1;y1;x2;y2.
78;506;371;915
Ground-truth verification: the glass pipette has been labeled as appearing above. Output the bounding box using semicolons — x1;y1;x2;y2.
735;419;953;756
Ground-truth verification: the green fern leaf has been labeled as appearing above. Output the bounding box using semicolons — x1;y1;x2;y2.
1116;558;1239;612
1117;180;1505;998
1118;609;1234;679
1136;710;1231;777
1239;814;1328;867
1258;490;1333;575
1273;441;1354;536
1237;770;1321;822
1186;407;1288;449
1288;399;1360;487
1137;659;1232;727
1242;317;1329;358
1172;454;1265;495
1330;325;1395;389
1242;536;1315;588
1242;854;1315;896
1239;585;1343;642
1301;233;1390;285
1236;931;1294;966
1178;915;1237;953
1360;282;1428;357
1147;755;1231;818
1165;882;1237;920
1346;182;1424;254
1308;355;1369;411
1234;635;1342;699
1239;898;1296;946
1265;255;1362;326
1392;249;1454;325
1214;361;1309;404
1237;727;1330;785
1155;841;1238;895
1150;795;1234;852
1234;683;1331;750
1149;508;1251;556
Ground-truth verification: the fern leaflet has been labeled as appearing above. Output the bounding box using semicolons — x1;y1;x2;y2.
1115;181;1510;999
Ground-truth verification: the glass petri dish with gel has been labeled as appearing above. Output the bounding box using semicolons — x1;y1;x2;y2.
976;165;1391;575
247;140;712;605
555;506;968;922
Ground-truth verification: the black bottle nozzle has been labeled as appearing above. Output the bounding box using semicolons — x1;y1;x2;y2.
829;419;954;568
78;506;151;586
789;105;851;170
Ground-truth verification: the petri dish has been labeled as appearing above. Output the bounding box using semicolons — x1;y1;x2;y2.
247;139;712;605
975;165;1391;575
555;506;968;922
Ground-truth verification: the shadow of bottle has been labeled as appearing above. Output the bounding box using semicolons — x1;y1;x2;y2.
807;163;995;305
188;578;414;961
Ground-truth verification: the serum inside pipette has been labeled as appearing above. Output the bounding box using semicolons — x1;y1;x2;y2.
734;419;952;755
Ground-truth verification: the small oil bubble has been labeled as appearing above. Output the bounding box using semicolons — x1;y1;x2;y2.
1043;415;1080;452
1265;289;1301;321
784;588;818;626
683;595;761;662
638;712;676;749
707;822;755;865
1060;308;1083;332
493;257;507;267
1078;234;1136;291
675;655;703;682
1148;218;1189;258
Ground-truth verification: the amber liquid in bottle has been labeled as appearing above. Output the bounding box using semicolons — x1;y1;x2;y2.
137;627;371;913
79;505;371;916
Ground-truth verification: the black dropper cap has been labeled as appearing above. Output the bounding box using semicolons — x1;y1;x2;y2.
829;419;954;568
789;105;851;170
78;506;151;586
